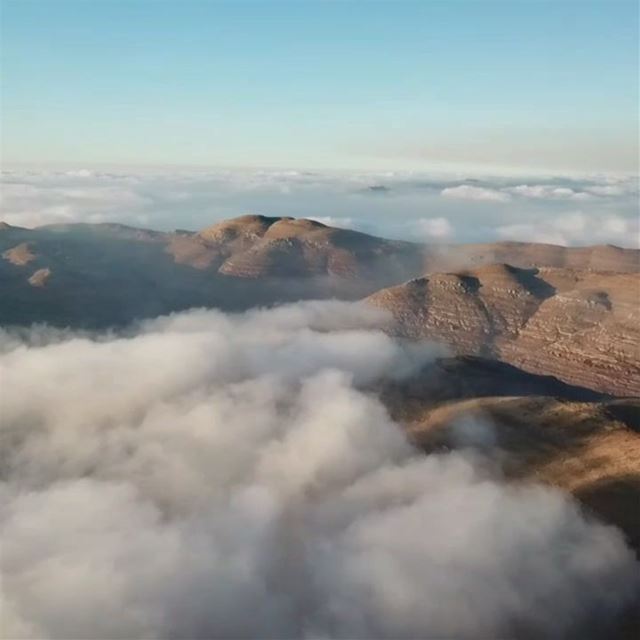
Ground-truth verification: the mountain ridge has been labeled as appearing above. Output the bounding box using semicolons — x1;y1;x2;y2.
1;215;639;397
367;263;639;396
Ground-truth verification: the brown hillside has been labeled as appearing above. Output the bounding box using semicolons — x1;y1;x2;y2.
367;265;640;396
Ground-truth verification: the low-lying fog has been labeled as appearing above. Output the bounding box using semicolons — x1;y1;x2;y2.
1;301;637;639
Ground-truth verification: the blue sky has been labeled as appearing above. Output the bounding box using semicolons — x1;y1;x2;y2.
2;0;638;172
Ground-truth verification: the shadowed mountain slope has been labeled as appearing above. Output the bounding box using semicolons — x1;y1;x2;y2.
380;356;640;559
0;217;425;327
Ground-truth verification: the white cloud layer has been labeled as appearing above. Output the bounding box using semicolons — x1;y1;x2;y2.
1;168;638;247
497;211;640;248
505;184;594;201
0;301;637;639
441;184;512;202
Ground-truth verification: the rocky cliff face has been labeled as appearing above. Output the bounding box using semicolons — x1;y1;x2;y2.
367;264;640;397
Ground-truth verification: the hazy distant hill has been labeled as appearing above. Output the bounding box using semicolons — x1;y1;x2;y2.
424;240;640;273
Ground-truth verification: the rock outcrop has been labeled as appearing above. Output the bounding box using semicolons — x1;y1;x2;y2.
2;242;36;266
27;267;51;287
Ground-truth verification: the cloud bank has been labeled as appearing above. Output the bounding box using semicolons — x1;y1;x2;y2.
497;211;640;247
441;184;512;203
1;168;638;247
1;301;637;639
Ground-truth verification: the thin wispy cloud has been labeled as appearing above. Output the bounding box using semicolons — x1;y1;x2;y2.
413;217;454;239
